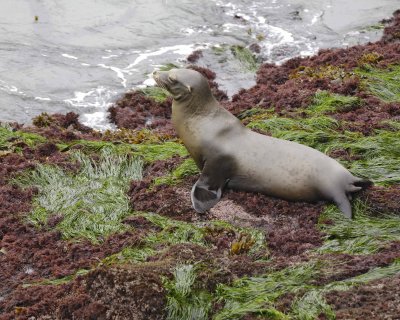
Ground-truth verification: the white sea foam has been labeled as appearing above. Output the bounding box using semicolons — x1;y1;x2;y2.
311;14;319;25
142;77;156;87
80;111;115;131
61;53;78;60
64;86;115;109
98;63;128;88
268;25;294;43
181;27;195;34
126;44;207;70
222;23;248;32
34;96;51;101
300;42;318;57
0;80;25;96
102;54;119;59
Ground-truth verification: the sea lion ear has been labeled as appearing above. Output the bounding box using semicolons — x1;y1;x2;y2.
168;73;177;83
186;85;192;93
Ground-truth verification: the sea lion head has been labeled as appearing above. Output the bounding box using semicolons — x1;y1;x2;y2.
153;68;212;104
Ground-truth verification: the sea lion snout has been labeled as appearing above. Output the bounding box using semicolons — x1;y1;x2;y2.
152;70;168;85
153;69;194;101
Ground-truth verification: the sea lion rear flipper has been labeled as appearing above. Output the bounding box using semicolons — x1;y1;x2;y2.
333;192;352;219
190;156;235;213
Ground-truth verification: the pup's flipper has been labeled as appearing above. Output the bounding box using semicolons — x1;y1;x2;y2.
190;156;235;213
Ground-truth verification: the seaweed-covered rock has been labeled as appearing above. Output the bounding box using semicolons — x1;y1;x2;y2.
85;264;168;320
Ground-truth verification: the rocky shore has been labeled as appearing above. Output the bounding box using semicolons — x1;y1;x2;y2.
1;10;400;320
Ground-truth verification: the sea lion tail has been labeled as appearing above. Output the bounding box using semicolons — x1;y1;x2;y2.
347;176;373;193
353;177;373;189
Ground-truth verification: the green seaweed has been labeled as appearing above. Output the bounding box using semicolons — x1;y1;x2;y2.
307;90;361;115
289;290;335;320
248;115;345;152
237;107;268;121
356;64;400;102
212;44;229;56
139;86;170;103
22;269;90;288
153;158;199;186
102;246;156;265
231;45;259;72
59;140;188;163
0;124;46;153
17;148;143;242
364;24;385;31
318;200;400;254
143;213;205;247
164;264;213;320
343;130;400;185
349;156;400;185
158;63;180;71
100;213;205;266
214;263;317;319
132;141;188;162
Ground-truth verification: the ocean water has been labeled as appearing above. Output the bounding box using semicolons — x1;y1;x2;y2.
0;0;398;129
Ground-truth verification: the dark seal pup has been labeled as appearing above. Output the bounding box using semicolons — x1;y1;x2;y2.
153;68;370;218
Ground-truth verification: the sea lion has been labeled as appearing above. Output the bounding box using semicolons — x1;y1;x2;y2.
153;68;370;218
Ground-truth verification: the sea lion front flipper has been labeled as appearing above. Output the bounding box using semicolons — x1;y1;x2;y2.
191;177;223;213
190;156;235;213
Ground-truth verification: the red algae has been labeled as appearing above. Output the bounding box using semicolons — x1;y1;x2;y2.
143;155;185;178
225;191;324;257
85;264;169;320
186;50;203;63
26;111;100;142
108;91;174;132
361;185;400;215
129;178;195;222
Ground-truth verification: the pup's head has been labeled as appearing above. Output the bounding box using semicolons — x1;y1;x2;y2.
153;68;212;102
